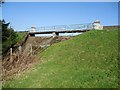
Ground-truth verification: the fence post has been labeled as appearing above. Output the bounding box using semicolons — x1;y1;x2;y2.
17;51;19;62
19;46;22;54
10;48;12;61
30;44;32;56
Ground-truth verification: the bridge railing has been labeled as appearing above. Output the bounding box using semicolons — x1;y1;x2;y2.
27;23;94;32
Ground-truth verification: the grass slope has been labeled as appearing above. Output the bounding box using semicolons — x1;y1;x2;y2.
15;32;27;45
3;30;118;88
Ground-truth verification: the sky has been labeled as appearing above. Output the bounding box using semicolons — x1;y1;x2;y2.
3;0;120;2
1;2;119;31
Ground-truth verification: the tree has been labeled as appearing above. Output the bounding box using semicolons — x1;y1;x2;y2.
2;19;18;54
0;20;2;43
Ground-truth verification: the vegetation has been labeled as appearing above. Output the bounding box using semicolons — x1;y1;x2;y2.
15;31;27;46
1;20;18;54
0;20;2;58
3;29;118;88
1;20;27;54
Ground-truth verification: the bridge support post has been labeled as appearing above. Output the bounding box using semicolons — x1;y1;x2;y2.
30;34;35;37
52;32;59;38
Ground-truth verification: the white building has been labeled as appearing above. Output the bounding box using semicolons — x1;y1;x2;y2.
29;27;36;32
93;20;103;30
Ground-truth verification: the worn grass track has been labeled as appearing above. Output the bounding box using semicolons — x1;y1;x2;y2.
3;30;118;88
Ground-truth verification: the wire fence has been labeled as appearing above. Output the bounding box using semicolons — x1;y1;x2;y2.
2;43;50;81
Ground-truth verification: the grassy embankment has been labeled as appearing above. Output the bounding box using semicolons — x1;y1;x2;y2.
3;29;118;88
14;32;28;45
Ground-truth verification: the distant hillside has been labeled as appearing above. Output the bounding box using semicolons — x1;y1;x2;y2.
4;29;118;88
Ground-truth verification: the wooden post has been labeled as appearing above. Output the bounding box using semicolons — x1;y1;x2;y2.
10;48;12;61
17;51;19;63
19;46;22;54
30;44;32;56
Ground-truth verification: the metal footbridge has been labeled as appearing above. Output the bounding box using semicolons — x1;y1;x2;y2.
27;23;94;36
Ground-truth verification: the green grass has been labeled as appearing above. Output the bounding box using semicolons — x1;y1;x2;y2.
16;32;27;40
15;32;27;45
3;30;118;88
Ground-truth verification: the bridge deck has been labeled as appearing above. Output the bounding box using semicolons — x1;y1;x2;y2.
28;23;94;36
29;29;91;35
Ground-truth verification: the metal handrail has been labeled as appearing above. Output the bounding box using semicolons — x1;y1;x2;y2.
27;23;94;32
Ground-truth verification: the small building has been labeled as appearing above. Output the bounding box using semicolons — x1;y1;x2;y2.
29;27;36;32
93;20;103;30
